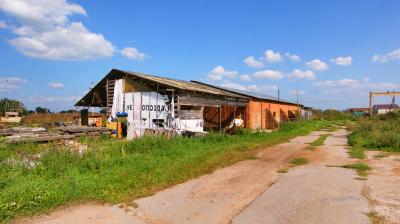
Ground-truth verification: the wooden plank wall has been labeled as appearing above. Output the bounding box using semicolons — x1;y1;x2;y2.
203;106;245;131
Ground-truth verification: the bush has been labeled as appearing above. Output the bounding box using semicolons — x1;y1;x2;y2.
348;112;400;151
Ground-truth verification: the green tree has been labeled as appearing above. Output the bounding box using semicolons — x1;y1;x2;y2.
0;98;27;115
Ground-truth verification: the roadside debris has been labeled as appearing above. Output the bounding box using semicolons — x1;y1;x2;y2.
2;126;111;144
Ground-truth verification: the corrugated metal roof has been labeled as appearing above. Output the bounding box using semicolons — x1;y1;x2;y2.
75;69;249;107
191;81;298;105
119;70;248;98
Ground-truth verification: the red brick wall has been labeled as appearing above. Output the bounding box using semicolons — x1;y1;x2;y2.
245;100;299;130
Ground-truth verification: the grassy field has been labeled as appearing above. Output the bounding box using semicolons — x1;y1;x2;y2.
348;111;400;152
0;120;330;222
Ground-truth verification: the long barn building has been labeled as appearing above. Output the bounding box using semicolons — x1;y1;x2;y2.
76;69;300;137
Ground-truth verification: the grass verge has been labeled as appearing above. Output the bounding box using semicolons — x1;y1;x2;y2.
342;163;371;177
290;157;309;166
347;146;366;159
348;111;400;152
0;120;329;222
310;134;331;147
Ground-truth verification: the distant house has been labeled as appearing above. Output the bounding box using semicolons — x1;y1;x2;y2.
347;108;369;116
301;106;313;120
372;104;399;114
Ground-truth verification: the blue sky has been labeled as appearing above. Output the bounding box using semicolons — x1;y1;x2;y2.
0;0;399;111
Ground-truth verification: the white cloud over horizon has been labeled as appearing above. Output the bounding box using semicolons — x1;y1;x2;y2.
48;82;64;89
121;47;146;61
207;65;239;81
264;49;282;63
243;56;264;68
331;56;352;66
288;69;316;80
306;59;329;71
285;52;301;62
0;0;123;60
239;74;252;81
313;78;400;96
252;69;283;79
28;95;80;103
0;76;27;92
372;48;400;63
220;82;278;94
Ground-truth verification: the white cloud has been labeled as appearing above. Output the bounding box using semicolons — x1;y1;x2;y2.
305;59;329;71
288;69;316;80
28;95;78;103
0;20;7;29
207;66;239;81
314;79;400;94
239;74;252;81
264;49;282;63
331;56;352;66
314;79;360;89
10;22;115;60
0;0;86;29
48;82;64;89
291;89;305;95
244;56;264;68
252;70;283;80
0;76;27;92
220;82;278;94
0;0;117;60
247;84;278;93
372;48;400;63
121;47;146;61
220;83;247;91
285;52;301;62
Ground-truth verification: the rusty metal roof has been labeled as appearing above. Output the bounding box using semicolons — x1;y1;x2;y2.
75;69;248;107
119;69;248;98
191;81;299;106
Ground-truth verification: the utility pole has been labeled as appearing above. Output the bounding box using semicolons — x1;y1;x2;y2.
277;89;280;101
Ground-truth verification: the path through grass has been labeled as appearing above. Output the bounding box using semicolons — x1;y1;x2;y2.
0;120;329;222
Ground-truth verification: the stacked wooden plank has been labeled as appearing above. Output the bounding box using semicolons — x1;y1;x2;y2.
3;126;111;144
55;126;111;137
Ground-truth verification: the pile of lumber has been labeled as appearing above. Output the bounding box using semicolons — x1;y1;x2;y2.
55;126;111;136
2;126;111;144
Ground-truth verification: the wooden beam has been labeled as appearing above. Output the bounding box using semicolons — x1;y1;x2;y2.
371;91;400;97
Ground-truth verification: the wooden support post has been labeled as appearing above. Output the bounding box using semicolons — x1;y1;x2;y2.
218;106;221;132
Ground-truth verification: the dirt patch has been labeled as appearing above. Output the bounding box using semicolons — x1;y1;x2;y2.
13;203;146;224
363;152;400;224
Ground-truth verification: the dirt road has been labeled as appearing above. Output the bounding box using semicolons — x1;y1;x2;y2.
14;129;400;224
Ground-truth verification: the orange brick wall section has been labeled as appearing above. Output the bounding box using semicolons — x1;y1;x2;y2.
245;100;299;130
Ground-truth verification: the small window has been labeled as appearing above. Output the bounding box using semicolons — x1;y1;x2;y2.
273;112;276;118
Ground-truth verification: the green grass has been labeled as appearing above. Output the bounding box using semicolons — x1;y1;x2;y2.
348;111;400;152
304;146;315;151
289;157;309;166
373;153;387;159
342;163;371;176
310;134;331;147
347;146;366;159
0;120;330;222
277;168;288;173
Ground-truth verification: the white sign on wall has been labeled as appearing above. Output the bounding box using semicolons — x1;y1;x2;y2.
124;91;171;139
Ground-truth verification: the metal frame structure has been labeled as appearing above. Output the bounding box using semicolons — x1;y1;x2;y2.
369;91;400;115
